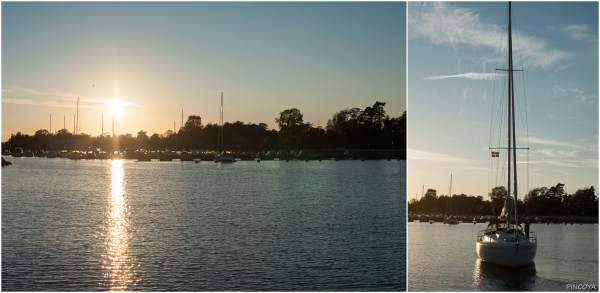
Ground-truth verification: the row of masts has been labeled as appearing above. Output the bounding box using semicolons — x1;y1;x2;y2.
46;93;225;151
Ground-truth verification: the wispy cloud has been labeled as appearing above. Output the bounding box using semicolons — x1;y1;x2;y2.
424;72;497;80
559;24;594;42
2;98;83;108
409;148;473;163
535;158;597;169
538;148;579;158
526;136;597;151
552;84;596;106
408;2;570;69
2;86;140;108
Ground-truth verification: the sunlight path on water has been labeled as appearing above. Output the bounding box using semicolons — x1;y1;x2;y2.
102;160;137;291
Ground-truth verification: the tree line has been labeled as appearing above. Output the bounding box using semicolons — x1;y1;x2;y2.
408;184;598;218
2;102;406;152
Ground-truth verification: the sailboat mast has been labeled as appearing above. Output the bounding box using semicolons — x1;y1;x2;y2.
449;174;453;213
507;2;519;231
420;185;424;214
221;92;224;150
508;1;519;232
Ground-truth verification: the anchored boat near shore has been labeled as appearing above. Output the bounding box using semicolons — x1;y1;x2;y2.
475;2;537;268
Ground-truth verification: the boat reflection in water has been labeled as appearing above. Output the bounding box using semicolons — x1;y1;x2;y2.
102;160;137;290
472;259;536;291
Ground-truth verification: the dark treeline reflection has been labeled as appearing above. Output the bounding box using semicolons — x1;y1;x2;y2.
2;102;405;153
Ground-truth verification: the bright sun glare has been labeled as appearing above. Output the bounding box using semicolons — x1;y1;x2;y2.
109;100;124;116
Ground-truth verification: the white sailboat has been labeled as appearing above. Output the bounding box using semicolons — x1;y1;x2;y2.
476;2;537;268
215;92;235;163
445;175;459;225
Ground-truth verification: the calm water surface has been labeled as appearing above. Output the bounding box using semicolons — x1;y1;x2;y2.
2;157;405;291
408;221;598;291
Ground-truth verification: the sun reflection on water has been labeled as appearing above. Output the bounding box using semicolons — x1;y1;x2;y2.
102;160;137;291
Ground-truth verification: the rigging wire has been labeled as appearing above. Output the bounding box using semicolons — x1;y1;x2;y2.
512;3;531;203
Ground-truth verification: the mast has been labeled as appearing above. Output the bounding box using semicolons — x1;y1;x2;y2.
221;92;225;148
218;92;224;151
420;185;424;214
76;96;79;150
507;2;519;233
449;174;453;215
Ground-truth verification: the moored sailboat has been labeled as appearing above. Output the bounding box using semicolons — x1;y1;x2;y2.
215;92;235;163
445;174;459;225
475;2;537;268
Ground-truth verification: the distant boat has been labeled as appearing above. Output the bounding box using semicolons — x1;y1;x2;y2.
59;150;70;158
97;150;109;160
69;150;82;160
215;92;235;163
11;147;24;157
445;174;459;225
180;151;193;161
122;148;137;159
85;150;96;159
24;150;34;157
34;150;46;157
110;151;122;160
476;2;536;269
46;150;57;158
215;149;235;162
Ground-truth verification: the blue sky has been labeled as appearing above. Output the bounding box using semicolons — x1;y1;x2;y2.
2;2;406;141
408;2;598;199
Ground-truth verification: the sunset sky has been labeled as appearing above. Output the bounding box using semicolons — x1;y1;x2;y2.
2;2;406;141
408;2;598;199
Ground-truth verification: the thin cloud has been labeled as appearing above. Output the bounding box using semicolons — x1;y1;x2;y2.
560;24;593;41
526;136;597;151
536;158;597;169
424;73;497;80
408;2;570;69
2;85;140;108
409;148;473;163
552;84;596;106
538;148;579;158
2;98;85;108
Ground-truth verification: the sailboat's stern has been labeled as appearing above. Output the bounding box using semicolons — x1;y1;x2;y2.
476;241;537;268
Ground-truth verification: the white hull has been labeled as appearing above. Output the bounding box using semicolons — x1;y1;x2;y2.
476;241;536;268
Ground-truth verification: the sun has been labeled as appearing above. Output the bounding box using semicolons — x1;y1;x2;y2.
109;99;124;116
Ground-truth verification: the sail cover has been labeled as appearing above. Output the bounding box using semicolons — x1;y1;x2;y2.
499;193;514;221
